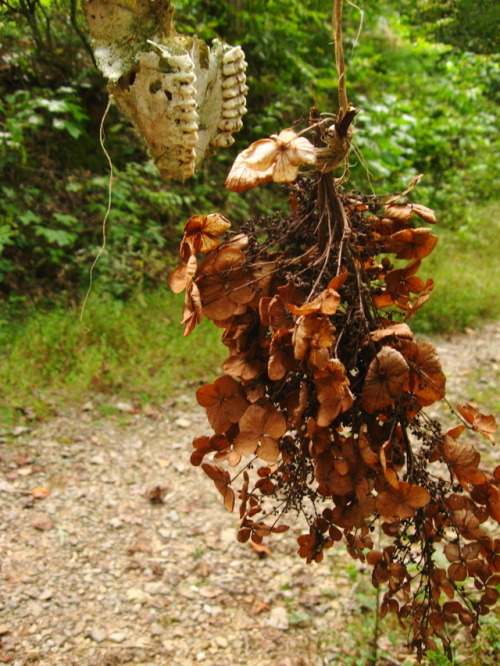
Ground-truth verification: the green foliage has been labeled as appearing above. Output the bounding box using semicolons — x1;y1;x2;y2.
348;27;499;222
0;0;96;85
400;0;500;55
0;86;89;166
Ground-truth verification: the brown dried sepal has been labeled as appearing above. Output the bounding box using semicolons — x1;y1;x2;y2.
181;283;203;336
297;524;333;564
361;347;409;413
183;213;231;254
196;247;256;321
384;227;438;260
314;359;353;427
226;129;316;193
401;340;446;407
384;201;437;225
442;435;487;489
196;375;248;434
234;403;287;462
376;482;431;520
292;314;335;367
458;403;497;443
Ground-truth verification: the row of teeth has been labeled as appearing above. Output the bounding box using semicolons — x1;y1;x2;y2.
212;46;248;149
156;52;199;180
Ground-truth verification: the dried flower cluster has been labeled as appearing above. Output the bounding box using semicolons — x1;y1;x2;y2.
169;116;498;658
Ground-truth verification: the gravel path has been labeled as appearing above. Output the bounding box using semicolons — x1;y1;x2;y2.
0;323;498;666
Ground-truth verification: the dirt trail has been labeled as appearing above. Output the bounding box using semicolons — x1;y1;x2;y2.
0;323;498;666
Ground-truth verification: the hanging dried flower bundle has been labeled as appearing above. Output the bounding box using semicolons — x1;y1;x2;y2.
84;0;499;658
169;104;499;657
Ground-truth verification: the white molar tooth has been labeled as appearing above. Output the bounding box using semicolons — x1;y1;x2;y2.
211;133;235;148
182;134;199;148
222;94;246;110
175;84;197;98
177;128;198;140
222;104;247;118
218;118;243;132
222;61;244;76
171;144;196;155
222;74;246;89
175;120;198;131
170;72;196;85
178;150;197;164
172;98;197;109
224;61;247;76
167;54;193;70
221;107;243;119
179;109;198;122
222;46;244;63
222;86;241;100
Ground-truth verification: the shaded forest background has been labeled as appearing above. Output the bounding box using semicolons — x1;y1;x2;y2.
0;0;498;420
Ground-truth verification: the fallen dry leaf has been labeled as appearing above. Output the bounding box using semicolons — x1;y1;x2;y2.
31;487;51;500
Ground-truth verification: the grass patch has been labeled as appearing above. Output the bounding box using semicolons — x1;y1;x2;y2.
411;202;500;334
0;289;224;423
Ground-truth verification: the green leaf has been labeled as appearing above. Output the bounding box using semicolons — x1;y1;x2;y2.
0;224;15;252
19;211;42;226
64;122;83;140
52;213;80;227
37;99;67;113
34;228;77;246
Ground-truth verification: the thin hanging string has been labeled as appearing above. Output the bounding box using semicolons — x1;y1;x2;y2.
346;0;364;59
333;0;348;113
80;94;114;327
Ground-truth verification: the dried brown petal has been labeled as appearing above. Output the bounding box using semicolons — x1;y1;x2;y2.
386;227;438;260
292;314;335;362
234;403;286;461
402;340;446;407
226;129;316;192
196;375;248;433
370;322;414;342
362;347;409;413
168;253;197;294
458;403;497;443
376;482;430;519
184;213;231;253
442;435;487;488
